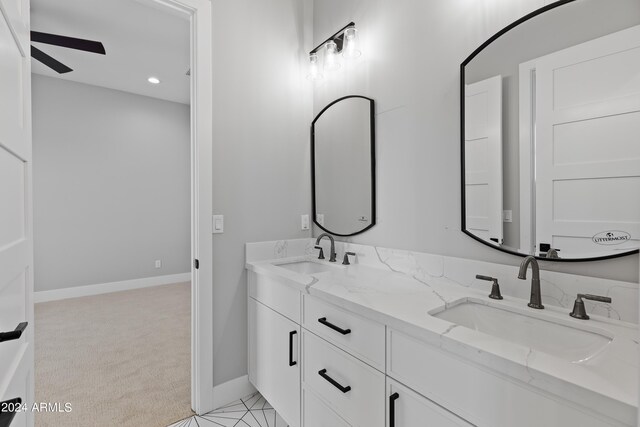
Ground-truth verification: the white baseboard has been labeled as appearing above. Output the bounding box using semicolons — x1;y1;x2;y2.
34;272;191;303
211;375;256;411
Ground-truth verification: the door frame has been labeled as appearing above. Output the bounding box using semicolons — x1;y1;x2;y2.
140;0;214;414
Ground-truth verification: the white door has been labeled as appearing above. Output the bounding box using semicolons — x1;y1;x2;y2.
0;0;34;426
248;298;300;427
535;25;640;257
386;379;472;427
465;75;503;245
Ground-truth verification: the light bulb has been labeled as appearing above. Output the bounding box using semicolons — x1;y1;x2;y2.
342;27;361;59
147;76;161;84
324;40;341;72
306;53;323;81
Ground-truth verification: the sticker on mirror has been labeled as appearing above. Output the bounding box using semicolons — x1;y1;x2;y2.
592;231;632;246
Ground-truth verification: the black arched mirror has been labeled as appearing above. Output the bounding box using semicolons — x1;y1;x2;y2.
312;95;375;237
461;0;640;261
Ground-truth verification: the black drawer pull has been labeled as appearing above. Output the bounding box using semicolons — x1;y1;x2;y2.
0;322;28;343
318;317;351;335
288;330;297;366
390;392;399;427
318;369;351;393
0;397;22;426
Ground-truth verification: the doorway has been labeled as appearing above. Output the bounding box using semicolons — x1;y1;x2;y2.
28;0;213;424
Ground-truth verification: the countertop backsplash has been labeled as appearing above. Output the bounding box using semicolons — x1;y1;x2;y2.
246;238;638;324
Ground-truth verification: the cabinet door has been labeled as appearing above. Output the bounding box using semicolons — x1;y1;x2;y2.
248;298;300;427
387;379;472;427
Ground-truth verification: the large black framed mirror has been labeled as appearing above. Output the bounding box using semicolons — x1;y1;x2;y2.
461;0;640;261
311;95;375;237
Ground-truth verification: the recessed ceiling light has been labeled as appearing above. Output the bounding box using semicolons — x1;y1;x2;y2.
147;77;161;84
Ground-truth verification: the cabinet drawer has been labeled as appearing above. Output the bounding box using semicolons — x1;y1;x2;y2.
302;330;385;427
303;387;351;427
387;329;627;427
303;295;385;370
387;379;472;427
248;271;301;323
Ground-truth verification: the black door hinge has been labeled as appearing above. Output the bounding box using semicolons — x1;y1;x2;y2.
194;259;199;269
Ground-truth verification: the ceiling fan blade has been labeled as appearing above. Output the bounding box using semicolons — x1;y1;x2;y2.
31;31;106;55
31;46;73;74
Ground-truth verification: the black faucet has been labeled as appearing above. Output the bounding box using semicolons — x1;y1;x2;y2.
518;256;544;309
315;233;336;262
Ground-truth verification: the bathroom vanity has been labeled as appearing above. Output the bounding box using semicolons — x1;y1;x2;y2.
250;2;640;425
246;239;638;427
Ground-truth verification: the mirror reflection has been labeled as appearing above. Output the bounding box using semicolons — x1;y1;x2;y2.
312;96;375;236
462;0;640;260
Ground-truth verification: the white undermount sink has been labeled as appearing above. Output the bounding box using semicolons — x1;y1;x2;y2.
276;260;341;275
432;300;612;363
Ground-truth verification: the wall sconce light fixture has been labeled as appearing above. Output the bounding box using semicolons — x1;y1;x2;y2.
307;22;360;80
307;52;323;81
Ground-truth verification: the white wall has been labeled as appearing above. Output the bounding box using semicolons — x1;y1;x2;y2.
311;0;639;283
210;0;313;386
33;75;191;292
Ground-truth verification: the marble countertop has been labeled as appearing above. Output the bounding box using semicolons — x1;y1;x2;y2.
246;255;639;421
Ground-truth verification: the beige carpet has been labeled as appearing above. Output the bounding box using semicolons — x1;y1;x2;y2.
35;282;193;427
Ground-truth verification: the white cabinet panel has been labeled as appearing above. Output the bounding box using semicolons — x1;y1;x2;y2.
248;298;300;427
386;379;471;427
387;329;628;427
302;330;384;427
248;271;301;323
302;387;351;427
303;295;385;371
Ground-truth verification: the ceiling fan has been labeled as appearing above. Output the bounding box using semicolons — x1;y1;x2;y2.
30;31;106;74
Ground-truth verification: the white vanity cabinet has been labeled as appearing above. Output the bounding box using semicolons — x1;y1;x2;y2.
247;268;634;427
387;379;472;427
248;298;300;427
248;271;303;426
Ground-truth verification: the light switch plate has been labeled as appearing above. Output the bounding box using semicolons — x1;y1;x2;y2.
212;214;224;233
503;210;513;223
155;260;162;269
301;214;309;230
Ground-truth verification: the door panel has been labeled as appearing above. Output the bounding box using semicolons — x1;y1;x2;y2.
0;347;31;427
464;75;503;244
0;149;26;246
535;25;640;256
0;0;33;425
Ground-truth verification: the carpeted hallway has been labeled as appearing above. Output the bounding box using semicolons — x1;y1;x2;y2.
34;282;193;427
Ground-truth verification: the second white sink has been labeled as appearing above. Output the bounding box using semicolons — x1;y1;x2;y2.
432;300;612;363
276;260;342;275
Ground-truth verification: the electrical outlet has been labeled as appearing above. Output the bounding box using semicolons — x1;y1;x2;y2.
155;260;162;269
503;210;513;223
301;214;309;230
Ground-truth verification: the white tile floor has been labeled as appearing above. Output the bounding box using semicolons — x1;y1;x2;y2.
169;392;288;427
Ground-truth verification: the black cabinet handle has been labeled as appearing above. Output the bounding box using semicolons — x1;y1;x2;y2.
288;330;297;366
0;397;22;426
318;317;351;335
0;322;28;343
318;369;351;393
390;392;399;427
